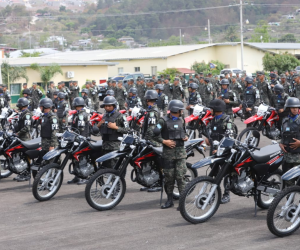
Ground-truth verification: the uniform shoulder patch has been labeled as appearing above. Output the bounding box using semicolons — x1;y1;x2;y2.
52;117;58;124
26;114;31;120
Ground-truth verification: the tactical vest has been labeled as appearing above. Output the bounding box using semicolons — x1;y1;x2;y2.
127;97;138;108
157;94;165;110
282;117;300;153
57;100;67;118
274;95;286;110
161;116;185;147
41;113;55;139
189;93;198;105
100;111;123;141
72;110;90;137
210;114;229;141
243;87;256;107
14;109;31;133
141;107;159;139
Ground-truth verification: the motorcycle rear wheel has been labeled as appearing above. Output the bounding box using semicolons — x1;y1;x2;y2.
0;159;12;178
85;169;126;211
237;127;260;147
32;163;64;201
267;186;300;237
179;176;221;224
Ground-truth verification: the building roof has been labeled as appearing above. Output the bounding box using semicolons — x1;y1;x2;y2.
8;48;62;58
0;57;117;67
176;68;195;74
247;43;300;50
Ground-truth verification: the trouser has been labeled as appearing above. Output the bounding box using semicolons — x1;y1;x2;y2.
163;159;187;194
94;102;99;111
58;117;66;133
183;88;189;101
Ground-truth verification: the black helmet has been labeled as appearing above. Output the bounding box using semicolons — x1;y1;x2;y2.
39;98;53;109
209;99;226;112
144;90;158;100
81;88;89;94
129;88;137;95
106;89;115;96
58;92;66;99
16;97;29;108
100;96;118;108
73;97;85;107
270;73;277;78
284;97;300;110
23;89;31;95
168;100;184;113
274;84;284;95
155;84;164;90
220;79;229;85
53;91;59;96
188;83;198;90
245;76;253;84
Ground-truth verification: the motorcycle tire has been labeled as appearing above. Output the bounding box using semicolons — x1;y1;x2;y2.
237;127;260;147
32;163;64;202
267;186;300;237
256;169;283;209
0;159;12;178
173;162;198;200
179;176;221;224
85;168;126;211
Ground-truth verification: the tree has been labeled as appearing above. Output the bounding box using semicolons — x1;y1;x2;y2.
191;60;225;75
278;34;297;43
97;0;104;9
30;63;63;91
1;62;28;91
249;20;271;43
59;6;66;12
107;37;118;46
263;52;300;74
158;68;181;81
224;26;238;42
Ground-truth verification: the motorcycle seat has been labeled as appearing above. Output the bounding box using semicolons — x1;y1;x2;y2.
250;144;281;163
90;140;103;150
152;146;163;155
20;137;41;150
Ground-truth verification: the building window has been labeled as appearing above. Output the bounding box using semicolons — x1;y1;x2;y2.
151;66;157;76
10;83;21;95
134;67;140;72
118;67;124;74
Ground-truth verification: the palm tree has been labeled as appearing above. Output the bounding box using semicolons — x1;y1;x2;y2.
1;62;29;90
30;63;63;91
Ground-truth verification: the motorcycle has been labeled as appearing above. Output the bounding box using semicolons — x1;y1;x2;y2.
267;166;300;237
84;131;206;211
179;132;283;224
32;129;103;201
238;103;280;147
31;108;42;139
0;107;17;131
233;107;244;120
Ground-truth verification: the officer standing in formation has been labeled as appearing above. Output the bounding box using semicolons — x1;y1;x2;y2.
56;92;69;133
69;81;80;109
116;80;127;110
125;88;142;110
22;89;34;111
186;83;202;115
81;89;93;109
172;77;184;102
257;71;272;105
271;84;289;130
155;84;169;117
30;83;43;109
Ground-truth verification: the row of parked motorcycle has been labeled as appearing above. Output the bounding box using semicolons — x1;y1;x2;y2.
0;103;300;238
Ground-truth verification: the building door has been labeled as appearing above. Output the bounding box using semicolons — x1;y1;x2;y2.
151;66;157;76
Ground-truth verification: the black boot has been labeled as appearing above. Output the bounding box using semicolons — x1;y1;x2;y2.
77;179;88;185
67;176;80;184
140;187;148;191
161;193;174;209
148;187;162;192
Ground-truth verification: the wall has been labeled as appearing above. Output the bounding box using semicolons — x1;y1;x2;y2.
240;45;266;73
214;45;238;69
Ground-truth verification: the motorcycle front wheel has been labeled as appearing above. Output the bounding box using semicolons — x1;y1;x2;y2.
267;186;300;237
85;169;126;211
32;163;64;201
237;127;260;147
0;159;12;178
179;176;221;224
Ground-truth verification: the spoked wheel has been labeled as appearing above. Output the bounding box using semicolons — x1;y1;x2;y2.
237;127;260;147
32;163;64;201
0;158;12;179
85;169;126;211
179;176;221;224
267;186;300;237
173;163;198;200
257;169;283;209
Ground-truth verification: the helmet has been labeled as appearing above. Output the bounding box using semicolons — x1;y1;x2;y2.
270;73;277;78
209;99;226;112
274;84;284;95
220;74;225;79
100;96;118;108
188;83;198;90
168;100;184;113
16;97;29;108
144;90;158;100
72;97;85;107
23;89;31;95
81;88;89;94
129;88;137;95
58;92;66;99
39;98;53;109
155;84;164;90
284;97;300;110
106;89;115;96
245;76;253;84
220;79;229;85
53;91;59;96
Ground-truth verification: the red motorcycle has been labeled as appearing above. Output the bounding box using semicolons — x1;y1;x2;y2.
238;103;280;147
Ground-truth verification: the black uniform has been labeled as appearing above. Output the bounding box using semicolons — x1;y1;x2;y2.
56;100;69;132
242;86;260;120
71;109;90;137
14;109;32;141
218;89;239;117
271;93;289;129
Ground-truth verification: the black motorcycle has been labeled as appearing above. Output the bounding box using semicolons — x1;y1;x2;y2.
32;129;103;201
179;132;283;224
85;131;206;211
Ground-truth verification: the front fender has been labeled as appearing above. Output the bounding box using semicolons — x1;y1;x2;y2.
185;115;199;123
192;156;225;169
282;166;300;181
96;150;128;163
244;114;263;124
43;148;68;160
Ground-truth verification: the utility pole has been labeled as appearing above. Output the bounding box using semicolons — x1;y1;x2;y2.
179;29;182;45
62;34;64;51
240;0;244;71
208;19;211;44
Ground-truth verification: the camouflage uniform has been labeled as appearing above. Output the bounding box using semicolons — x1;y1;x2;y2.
47;87;57;100
180;77;189;100
56;100;69;133
230;80;243;102
69;85;80;109
41;111;58;150
202;80;214;106
157;93;169;117
91;85;99;111
172;84;184;101
115;86;128;110
257;80;272;105
294;83;300;100
30;87;43;109
136;83;146;108
163;82;173;101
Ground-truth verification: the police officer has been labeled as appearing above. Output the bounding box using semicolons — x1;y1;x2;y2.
91;80;99;111
155;84;169;117
136;78;146;108
180;75;188;101
125;87;142;110
217;79;239;120
293;75;300;99
98;96;129;168
240;77;260;123
46;81;56;99
105;89;120;110
69;81;80;109
153;100;188;209
86;81;97;110
270;72;280;90
22;89;34;111
186;83;202;115
230;75;243;101
52;91;59;111
125;78;135;92
271;84;289;130
257;71;272;105
172;77;184;102
116;80;127;110
56;92;69;132
280;98;300;186
2;85;11;107
280;74;293;96
31;83;43;109
163;78;173;101
81;89;93;109
202;78;214;106
0;89;8;113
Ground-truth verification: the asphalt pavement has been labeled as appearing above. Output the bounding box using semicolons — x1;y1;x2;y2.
1;118;299;250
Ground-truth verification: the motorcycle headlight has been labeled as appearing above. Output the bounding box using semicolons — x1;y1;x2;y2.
60;139;68;148
216;147;225;156
119;142;126;151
